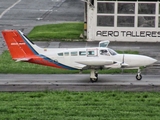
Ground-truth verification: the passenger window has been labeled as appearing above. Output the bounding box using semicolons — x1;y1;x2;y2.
88;51;95;55
87;49;98;57
71;51;77;56
79;51;86;56
58;53;63;56
64;52;69;56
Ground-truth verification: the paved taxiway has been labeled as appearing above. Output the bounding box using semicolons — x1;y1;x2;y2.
0;0;84;53
0;74;160;91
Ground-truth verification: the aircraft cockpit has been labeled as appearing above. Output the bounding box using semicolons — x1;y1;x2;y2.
98;40;117;56
99;48;117;56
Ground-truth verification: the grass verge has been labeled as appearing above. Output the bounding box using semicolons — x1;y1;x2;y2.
0;91;160;120
0;51;137;74
27;22;84;41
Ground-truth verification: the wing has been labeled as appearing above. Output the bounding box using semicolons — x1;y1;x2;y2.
76;59;115;66
104;62;129;69
76;59;129;69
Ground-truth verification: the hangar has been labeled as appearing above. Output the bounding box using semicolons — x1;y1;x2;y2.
84;0;160;42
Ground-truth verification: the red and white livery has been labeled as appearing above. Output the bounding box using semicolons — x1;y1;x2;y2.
2;30;157;82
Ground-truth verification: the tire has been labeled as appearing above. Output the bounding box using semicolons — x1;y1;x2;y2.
136;74;142;80
90;78;98;82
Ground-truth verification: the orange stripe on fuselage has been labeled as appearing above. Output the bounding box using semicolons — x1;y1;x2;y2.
28;56;63;69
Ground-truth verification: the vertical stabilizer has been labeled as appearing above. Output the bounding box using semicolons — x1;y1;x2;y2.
1;30;38;60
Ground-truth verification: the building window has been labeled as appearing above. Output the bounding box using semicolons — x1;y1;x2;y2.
159;3;160;14
158;17;160;27
97;3;114;14
118;3;135;14
97;15;114;26
117;16;134;27
138;3;155;14
138;16;155;27
96;1;158;28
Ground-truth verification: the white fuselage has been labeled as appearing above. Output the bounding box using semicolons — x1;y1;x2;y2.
35;45;157;70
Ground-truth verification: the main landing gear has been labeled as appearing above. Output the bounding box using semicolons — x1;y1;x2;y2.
136;68;142;80
90;68;142;82
90;69;98;82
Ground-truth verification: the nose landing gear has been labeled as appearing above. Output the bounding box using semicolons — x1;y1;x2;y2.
136;68;142;80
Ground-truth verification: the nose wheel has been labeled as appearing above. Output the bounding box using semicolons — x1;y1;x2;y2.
90;69;98;82
136;68;142;80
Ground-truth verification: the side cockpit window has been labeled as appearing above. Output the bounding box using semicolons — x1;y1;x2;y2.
100;49;109;56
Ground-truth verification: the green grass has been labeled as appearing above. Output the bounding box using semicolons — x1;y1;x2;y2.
27;22;84;41
0;51;137;74
0;91;160;120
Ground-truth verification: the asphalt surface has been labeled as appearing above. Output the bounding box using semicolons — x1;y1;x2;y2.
0;0;160;92
0;74;160;92
0;0;84;53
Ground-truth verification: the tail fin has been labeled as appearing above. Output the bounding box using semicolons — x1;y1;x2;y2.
1;30;38;61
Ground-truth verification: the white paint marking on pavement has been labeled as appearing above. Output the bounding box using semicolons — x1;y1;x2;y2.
0;0;21;19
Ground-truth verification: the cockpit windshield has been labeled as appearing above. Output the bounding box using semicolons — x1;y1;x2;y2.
108;48;117;56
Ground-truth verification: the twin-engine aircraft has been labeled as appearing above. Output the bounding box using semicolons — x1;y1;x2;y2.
2;30;157;82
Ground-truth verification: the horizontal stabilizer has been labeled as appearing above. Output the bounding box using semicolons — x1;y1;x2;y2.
15;58;31;62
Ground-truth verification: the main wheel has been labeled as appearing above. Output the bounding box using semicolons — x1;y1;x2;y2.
136;74;142;80
90;77;98;82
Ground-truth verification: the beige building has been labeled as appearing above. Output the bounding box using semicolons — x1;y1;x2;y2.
84;0;160;42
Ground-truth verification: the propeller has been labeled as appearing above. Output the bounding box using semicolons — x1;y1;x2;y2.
121;54;125;67
121;54;125;73
120;54;129;73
